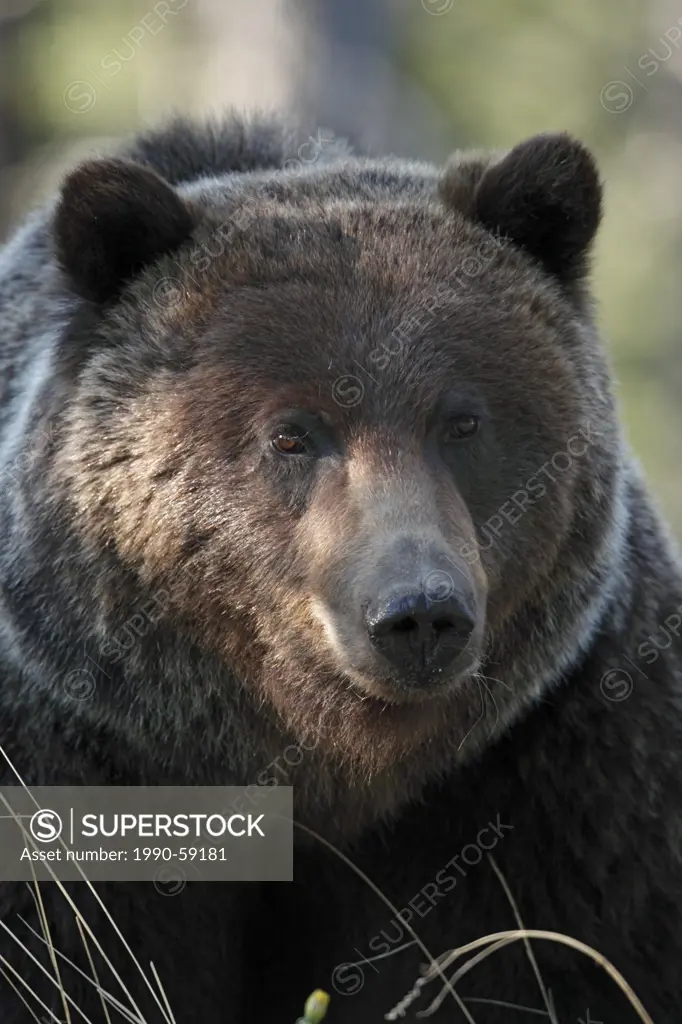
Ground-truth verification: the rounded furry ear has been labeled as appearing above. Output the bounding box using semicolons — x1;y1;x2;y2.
53;158;195;303
444;133;602;284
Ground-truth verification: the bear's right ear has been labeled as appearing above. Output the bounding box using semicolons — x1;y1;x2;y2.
53;158;195;304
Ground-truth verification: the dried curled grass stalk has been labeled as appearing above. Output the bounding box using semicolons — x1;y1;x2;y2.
414;929;654;1022
387;854;655;1023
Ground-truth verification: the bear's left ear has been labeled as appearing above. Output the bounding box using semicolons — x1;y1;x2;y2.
443;133;602;285
53;158;195;304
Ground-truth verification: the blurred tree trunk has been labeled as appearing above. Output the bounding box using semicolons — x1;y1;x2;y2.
292;0;453;160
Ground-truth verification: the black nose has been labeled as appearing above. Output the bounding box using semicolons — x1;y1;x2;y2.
365;586;476;677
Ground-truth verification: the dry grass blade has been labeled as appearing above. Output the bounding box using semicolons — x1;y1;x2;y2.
148;962;177;1024
0;916;96;1023
292;820;479;1024
419;930;654;1024
0;787;148;1024
0;742;169;1024
487;854;558;1024
0;963;47;1023
19;915;144;1024
464;996;550;1016
0;950;66;1023
77;917;113;1024
26;867;73;1024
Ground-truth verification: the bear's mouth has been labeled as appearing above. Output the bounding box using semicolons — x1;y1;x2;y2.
342;646;484;707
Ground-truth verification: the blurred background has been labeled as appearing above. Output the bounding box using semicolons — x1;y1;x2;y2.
0;0;680;531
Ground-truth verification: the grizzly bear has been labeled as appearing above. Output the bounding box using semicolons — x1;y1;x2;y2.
0;114;679;1024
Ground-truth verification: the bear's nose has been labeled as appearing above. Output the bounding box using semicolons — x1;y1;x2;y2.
364;587;476;678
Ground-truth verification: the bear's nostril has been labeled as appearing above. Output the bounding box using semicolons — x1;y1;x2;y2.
392;617;419;634
365;586;477;681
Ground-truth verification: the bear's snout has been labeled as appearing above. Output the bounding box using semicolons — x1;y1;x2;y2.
337;531;485;695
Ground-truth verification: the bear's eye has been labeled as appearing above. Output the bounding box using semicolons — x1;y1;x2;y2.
271;430;309;456
443;415;479;442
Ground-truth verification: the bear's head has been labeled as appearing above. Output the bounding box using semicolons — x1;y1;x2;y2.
32;132;622;798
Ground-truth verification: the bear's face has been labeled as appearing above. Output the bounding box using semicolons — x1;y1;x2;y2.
49;134;618;778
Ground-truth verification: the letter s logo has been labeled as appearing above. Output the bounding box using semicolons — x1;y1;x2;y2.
29;809;63;843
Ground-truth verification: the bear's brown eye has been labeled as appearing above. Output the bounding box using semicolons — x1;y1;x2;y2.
444;415;479;441
271;431;308;456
